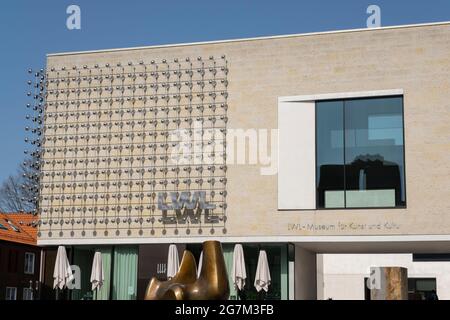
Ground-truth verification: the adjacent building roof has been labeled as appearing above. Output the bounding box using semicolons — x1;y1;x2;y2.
0;212;38;246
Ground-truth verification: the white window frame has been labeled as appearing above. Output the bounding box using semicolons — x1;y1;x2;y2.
23;287;34;301
6;287;17;300
277;89;404;210
24;252;35;275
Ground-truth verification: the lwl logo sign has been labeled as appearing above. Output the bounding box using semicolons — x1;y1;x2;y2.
157;191;220;224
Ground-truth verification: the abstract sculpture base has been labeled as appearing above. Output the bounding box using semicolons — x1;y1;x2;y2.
145;241;230;300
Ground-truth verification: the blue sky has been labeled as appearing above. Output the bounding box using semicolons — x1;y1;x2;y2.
0;0;449;182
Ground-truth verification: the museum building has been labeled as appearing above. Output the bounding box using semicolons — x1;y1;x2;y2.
36;21;450;300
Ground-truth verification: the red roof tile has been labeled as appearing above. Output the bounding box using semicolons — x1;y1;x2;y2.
0;212;38;246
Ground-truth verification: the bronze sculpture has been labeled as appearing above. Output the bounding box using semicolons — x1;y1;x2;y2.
144;240;230;300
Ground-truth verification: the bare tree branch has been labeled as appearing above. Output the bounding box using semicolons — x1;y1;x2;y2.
0;159;37;213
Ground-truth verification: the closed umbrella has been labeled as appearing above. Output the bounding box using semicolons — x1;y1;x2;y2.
232;244;247;290
90;251;104;290
53;246;74;290
197;251;203;278
254;250;271;292
167;244;180;279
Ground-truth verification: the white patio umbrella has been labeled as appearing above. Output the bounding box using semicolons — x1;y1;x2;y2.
53;246;74;290
197;251;203;278
90;251;104;291
167;244;180;279
232;244;247;290
254;250;271;292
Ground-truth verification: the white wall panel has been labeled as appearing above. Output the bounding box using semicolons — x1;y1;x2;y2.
278;101;316;210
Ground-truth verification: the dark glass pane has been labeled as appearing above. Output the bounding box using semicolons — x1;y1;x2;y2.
137;244;186;299
316;101;345;208
71;248;96;300
344;97;405;207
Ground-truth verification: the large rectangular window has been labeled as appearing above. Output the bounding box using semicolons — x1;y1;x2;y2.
23;288;34;300
316;96;405;209
24;252;35;275
6;287;17;300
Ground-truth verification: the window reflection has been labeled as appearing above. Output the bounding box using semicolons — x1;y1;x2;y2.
316;100;344;208
316;96;405;209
